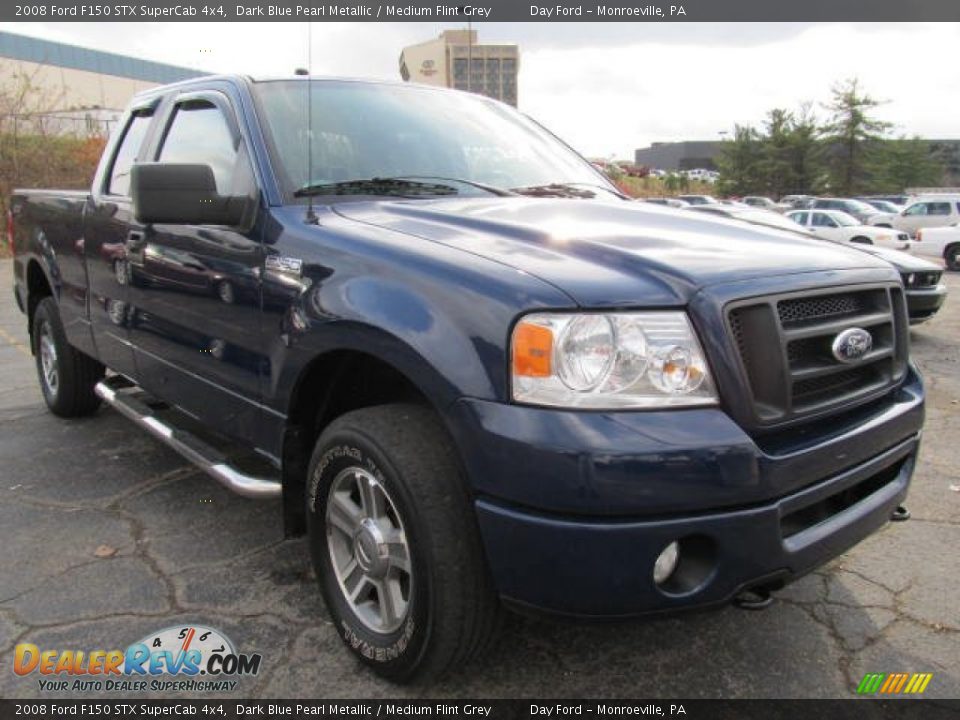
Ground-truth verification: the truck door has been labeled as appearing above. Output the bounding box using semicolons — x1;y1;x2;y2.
126;90;266;445
83;103;156;379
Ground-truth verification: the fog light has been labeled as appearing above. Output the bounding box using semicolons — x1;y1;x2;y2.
653;541;680;585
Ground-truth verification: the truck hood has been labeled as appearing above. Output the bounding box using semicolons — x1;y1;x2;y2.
851;243;941;271
333;197;896;307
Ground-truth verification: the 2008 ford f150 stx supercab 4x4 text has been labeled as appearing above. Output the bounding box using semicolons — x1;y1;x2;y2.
10;76;923;681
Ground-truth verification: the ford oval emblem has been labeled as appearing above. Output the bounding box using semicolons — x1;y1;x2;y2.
831;327;873;364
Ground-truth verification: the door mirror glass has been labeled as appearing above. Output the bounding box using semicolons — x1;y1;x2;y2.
131;163;249;226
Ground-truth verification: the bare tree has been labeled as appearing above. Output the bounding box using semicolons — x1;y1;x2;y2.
1;66;106;251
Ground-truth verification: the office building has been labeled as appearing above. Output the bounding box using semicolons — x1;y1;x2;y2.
399;30;519;106
0;30;204;135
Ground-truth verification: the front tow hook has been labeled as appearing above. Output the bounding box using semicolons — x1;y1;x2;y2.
891;505;911;522
733;588;775;611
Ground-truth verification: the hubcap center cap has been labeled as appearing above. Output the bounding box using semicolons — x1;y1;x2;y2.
353;518;388;577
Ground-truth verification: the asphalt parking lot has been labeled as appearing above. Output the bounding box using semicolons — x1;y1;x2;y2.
0;258;958;700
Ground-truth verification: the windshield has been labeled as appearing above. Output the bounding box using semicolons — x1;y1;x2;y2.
871;200;900;213
847;199;877;214
253;80;610;201
833;211;860;226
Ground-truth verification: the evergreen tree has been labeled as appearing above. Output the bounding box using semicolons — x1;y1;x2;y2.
716;124;763;196
873;137;944;192
820;78;891;195
783;103;824;195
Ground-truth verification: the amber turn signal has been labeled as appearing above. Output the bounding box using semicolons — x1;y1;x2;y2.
512;322;553;377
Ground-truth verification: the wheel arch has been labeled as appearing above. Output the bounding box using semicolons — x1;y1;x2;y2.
279;338;468;537
25;257;55;349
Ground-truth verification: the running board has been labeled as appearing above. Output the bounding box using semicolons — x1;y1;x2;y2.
94;377;282;499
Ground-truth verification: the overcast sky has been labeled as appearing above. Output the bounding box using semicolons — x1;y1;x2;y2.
10;22;960;158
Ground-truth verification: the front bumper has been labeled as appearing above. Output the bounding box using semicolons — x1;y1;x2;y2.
450;369;923;617
906;284;947;324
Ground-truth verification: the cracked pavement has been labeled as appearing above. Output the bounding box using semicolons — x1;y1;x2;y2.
1;260;958;699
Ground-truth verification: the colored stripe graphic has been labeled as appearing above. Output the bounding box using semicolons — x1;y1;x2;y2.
858;672;932;695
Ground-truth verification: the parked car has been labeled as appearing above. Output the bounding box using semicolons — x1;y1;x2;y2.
683;168;718;183
616;161;649;178
893;258;948;324
677;194;721;205
857;198;905;214
642;197;690;208
915;225;960;270
868;196;960;236
741;196;790;212
688;205;803;233
862;194;911;206
786;210;912;250
780;194;815;209
10;74;924;681
809;198;882;224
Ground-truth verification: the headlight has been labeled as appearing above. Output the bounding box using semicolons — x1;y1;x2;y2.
511;311;718;408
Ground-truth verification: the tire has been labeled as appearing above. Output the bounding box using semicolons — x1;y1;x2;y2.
32;297;105;418
306;404;500;682
850;236;873;245
946;245;960;272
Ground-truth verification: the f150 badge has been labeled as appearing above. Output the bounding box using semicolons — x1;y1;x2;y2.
832;327;873;363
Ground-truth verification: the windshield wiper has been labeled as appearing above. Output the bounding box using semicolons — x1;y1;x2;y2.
392;175;515;197
510;182;627;199
294;177;460;198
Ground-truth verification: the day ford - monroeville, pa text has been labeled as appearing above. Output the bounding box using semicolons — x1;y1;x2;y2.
10;75;924;681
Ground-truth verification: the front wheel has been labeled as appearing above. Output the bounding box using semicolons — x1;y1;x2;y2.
306;404;500;682
32;297;105;417
946;245;960;271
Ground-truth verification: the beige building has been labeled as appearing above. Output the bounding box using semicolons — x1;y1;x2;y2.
399;30;519;107
0;31;203;135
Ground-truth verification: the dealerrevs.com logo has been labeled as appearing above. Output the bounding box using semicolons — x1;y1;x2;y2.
13;625;263;693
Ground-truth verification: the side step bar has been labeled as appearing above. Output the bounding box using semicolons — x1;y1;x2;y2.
94;378;282;500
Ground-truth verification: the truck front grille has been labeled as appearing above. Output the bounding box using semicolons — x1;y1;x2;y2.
726;284;908;426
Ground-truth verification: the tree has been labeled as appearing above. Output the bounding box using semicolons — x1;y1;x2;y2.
0;68;106;252
759;108;794;197
715;124;763;196
820;78;892;195
782;103;824;195
872;136;944;192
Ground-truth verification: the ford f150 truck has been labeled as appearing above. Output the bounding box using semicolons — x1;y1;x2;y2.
10;76;924;681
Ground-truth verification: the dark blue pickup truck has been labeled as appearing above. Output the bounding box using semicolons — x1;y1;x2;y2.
11;75;923;681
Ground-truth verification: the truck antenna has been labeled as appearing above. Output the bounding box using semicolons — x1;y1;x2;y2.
304;23;317;224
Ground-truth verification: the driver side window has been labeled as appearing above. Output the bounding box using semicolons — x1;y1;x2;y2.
158;101;254;197
812;213;835;228
904;203;927;216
